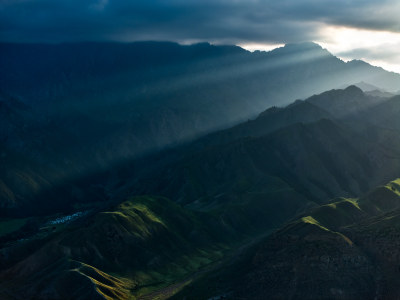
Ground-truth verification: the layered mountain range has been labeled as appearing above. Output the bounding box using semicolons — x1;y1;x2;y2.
2;42;400;215
1;42;400;299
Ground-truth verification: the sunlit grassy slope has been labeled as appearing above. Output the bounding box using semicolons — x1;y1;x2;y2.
0;196;239;299
59;196;232;297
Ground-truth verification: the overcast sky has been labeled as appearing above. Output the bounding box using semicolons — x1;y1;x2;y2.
1;0;400;72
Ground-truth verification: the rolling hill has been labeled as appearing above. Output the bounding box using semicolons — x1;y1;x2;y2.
174;179;400;299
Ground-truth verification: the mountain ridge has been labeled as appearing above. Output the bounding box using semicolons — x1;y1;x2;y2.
3;85;400;299
3;41;400;212
3;42;400;299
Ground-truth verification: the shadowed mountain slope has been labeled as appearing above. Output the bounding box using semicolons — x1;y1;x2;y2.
3;74;400;299
5;86;400;298
307;85;384;117
1;42;400;212
174;179;400;300
140;117;400;208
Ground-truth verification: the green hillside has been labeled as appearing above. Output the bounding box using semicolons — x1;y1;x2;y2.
173;178;400;299
3;86;400;299
0;196;230;299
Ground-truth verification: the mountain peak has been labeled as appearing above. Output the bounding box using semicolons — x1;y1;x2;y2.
344;85;364;96
283;42;323;50
271;42;332;58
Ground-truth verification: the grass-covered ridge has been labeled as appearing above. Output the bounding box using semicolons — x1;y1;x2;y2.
72;261;135;300
0;196;236;299
59;196;233;295
0;183;315;300
5;179;400;299
302;178;400;231
172;178;400;299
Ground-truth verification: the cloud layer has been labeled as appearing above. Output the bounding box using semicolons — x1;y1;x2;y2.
1;0;400;72
1;0;399;43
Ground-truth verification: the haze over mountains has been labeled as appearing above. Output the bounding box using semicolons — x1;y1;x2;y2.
2;42;400;299
1;42;400;214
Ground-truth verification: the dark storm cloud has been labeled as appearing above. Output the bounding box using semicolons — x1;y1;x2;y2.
0;0;399;43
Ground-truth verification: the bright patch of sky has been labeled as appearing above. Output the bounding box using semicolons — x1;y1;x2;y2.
241;25;400;74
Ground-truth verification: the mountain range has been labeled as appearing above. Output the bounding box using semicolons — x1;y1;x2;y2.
2;42;400;215
2;42;400;299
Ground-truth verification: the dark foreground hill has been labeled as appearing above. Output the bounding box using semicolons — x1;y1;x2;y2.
174;179;400;299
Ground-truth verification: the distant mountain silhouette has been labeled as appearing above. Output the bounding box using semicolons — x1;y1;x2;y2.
339;81;383;92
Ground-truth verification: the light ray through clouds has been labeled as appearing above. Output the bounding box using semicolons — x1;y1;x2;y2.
135;44;334;100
